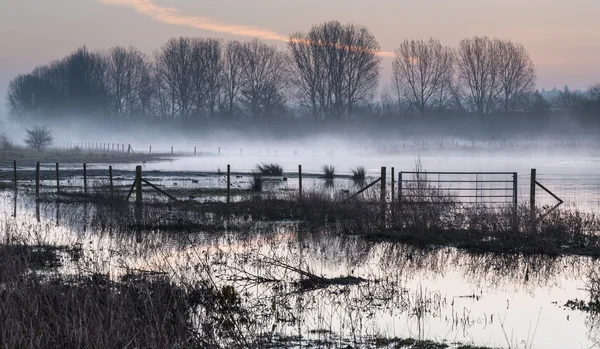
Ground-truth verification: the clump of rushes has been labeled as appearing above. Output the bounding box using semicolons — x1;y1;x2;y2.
256;163;283;176
250;172;263;192
322;165;335;179
351;166;366;181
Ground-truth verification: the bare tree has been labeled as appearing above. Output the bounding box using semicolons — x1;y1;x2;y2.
62;46;109;116
25;126;53;151
554;85;583;112
288;21;381;120
222;40;245;118
239;39;288;120
455;36;502;115
106;46;151;119
392;39;454;114
154;37;196;120
190;38;223;118
496;41;536;112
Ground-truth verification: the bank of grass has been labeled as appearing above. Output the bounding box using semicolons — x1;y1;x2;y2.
0;146;171;167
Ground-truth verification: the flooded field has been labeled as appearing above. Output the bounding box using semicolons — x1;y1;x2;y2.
1;191;600;348
1;150;600;348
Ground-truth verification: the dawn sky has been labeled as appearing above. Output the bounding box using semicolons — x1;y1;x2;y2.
1;0;599;115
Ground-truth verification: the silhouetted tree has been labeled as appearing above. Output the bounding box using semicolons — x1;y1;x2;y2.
392;39;455;114
106;46;152;119
288;21;381;120
239;39;288;120
455;37;504;115
496;41;536;112
222;40;245;118
154;37;196;120
191;38;223;118
25;126;53;151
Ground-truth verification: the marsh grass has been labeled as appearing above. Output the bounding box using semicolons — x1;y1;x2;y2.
256;163;283;176
321;165;335;179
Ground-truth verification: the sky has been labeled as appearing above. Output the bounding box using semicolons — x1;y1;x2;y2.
1;0;600;116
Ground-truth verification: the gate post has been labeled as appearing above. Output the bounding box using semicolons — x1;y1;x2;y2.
530;169;536;212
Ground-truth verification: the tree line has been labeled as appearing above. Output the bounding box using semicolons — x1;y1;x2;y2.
6;20;600;128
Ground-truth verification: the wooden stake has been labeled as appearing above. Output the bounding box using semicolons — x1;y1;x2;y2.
135;165;142;206
226;164;231;203
55;163;60;194
83;163;87;195
109;166;114;196
298;165;302;200
35;162;40;197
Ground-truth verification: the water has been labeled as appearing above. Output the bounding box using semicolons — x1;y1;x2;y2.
1;191;599;348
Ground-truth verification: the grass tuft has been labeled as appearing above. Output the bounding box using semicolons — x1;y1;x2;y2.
321;165;335;179
256;163;283;176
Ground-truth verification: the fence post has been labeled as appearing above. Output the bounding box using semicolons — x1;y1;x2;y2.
194;146;197;155
171;146;173;155
298;165;302;200
226;164;231;204
398;171;403;203
83;163;87;195
391;167;395;204
512;172;518;208
13;160;17;189
218;147;221;156
135;165;142;206
128;144;131;154
35;162;40;197
149;146;152;155
380;167;386;202
530;168;536;212
56;163;60;194
109;166;114;196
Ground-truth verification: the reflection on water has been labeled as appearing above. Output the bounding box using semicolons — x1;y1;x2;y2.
0;191;599;348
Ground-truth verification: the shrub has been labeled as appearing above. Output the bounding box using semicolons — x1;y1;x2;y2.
322;165;335;179
351;166;366;181
0;133;14;149
25;126;53;151
256;163;283;176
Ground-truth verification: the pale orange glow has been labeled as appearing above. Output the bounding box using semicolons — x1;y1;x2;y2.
99;0;395;57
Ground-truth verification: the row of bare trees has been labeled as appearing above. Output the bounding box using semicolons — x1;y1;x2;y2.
391;37;536;115
8;20;585;126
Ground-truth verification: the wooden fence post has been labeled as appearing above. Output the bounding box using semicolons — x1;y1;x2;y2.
83;163;87;195
391;167;395;204
171;146;173;155
149;146;152;154
226;165;231;203
55;163;60;194
218;147;221;156
513;172;518;208
35;162;40;197
128;144;131;154
109;166;114;196
298;165;302;200
530;168;536;212
135;165;142;206
13;160;17;189
380;167;386;202
194;146;197;155
398;171;403;203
